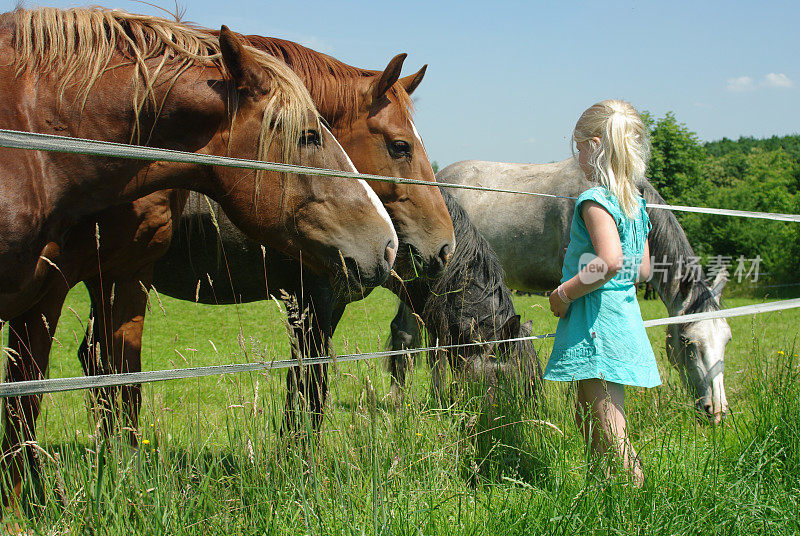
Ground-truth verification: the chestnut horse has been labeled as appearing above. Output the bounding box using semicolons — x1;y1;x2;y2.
0;7;396;510
77;32;455;436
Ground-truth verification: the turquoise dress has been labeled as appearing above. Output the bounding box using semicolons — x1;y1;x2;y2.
544;186;661;388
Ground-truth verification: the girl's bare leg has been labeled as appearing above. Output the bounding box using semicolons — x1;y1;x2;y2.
576;378;643;486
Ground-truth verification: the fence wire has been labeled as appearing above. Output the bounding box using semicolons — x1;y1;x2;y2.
1;128;800;398
2;129;800;222
2;297;799;398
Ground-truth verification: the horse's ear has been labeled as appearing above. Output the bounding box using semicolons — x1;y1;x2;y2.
219;25;269;99
399;64;427;96
711;270;728;303
371;53;406;102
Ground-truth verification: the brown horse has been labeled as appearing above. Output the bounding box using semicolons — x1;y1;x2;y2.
0;7;396;511
76;31;455;437
239;35;455;279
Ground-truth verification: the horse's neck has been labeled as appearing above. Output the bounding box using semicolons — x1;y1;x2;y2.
640;181;703;315
652;274;685;316
245;36;368;122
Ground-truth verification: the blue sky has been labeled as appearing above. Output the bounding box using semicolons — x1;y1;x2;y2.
7;0;799;167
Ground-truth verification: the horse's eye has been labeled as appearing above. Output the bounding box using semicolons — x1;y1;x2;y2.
388;139;412;159
299;129;321;147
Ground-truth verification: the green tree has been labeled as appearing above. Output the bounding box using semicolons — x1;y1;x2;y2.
699;148;799;280
645;112;708;206
642;114;800;282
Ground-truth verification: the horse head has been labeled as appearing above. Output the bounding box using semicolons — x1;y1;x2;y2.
334;54;455;281
213;27;398;297
667;270;731;424
453;314;539;399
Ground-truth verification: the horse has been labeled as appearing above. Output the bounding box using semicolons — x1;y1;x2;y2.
386;189;541;404
0;7;396;509
436;158;731;423
74;29;455;436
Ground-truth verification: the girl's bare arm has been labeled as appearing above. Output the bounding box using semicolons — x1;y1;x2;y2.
637;239;651;282
561;201;622;300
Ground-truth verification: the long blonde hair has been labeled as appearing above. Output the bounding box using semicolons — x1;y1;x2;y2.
573;100;650;218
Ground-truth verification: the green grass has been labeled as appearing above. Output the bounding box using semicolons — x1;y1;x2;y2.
6;284;800;534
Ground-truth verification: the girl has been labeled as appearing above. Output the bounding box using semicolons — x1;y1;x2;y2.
546;99;660;486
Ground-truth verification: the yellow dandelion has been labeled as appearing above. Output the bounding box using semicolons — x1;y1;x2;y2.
416;432;422;437
142;439;150;445
779;351;785;355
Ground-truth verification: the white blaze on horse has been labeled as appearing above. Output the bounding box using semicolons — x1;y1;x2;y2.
437;158;731;423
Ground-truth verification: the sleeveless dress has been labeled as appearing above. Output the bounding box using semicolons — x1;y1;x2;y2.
543;186;661;388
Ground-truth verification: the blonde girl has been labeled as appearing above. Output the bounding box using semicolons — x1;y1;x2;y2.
546;100;659;485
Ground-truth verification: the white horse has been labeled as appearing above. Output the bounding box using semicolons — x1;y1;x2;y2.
436;158;731;423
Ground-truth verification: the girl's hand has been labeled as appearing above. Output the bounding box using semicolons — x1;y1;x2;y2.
549;288;569;318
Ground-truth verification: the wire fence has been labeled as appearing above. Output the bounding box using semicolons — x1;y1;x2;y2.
2;296;800;398
2;128;800;398
2;129;800;222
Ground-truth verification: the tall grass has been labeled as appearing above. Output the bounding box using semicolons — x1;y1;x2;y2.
4;287;800;534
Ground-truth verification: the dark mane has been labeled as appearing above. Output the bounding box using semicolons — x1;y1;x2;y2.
640;180;721;315
237;35;415;123
387;190;540;395
406;189;518;346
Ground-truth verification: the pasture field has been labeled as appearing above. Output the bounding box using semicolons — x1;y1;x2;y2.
6;283;800;534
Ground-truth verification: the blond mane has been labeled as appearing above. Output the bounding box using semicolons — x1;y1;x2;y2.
10;7;318;167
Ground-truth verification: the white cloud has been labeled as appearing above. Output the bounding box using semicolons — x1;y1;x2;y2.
726;76;755;92
526;137;536;145
763;73;794;89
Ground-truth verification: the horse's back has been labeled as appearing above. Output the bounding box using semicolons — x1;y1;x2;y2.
436;159;590;292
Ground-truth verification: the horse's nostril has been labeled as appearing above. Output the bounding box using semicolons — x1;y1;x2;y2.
423;242;453;278
439;242;453;266
384;240;396;268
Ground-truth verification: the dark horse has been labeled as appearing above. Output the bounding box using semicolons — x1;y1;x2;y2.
387;189;541;401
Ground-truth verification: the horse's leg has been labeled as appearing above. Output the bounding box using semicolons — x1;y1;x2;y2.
1;285;67;511
305;302;343;431
283;280;334;436
283;329;328;436
102;271;151;447
77;299;103;430
80;277;115;439
429;348;447;406
388;302;420;402
283;329;320;436
80;268;150;446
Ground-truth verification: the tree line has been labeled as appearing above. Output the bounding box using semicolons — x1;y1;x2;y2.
645;112;800;285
